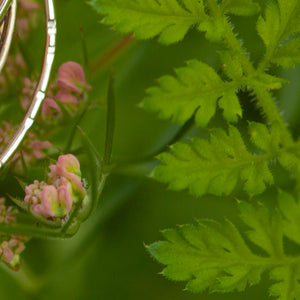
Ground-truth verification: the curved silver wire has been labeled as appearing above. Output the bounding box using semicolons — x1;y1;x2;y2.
0;0;56;167
0;0;16;73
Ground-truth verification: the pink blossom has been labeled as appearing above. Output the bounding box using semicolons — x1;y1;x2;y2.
56;89;79;106
41;98;62;120
57;62;91;93
21;78;36;111
56;154;81;177
18;0;40;11
1;245;14;263
24;154;86;219
31;140;52;159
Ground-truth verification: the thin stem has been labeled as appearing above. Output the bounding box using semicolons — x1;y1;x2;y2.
103;74;116;169
64;100;90;153
0;223;73;239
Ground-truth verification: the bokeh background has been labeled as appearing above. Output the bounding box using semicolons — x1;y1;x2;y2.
0;0;300;299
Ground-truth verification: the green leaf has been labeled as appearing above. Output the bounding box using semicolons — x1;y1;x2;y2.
257;2;281;49
142;60;242;127
153;125;274;197
149;195;300;298
278;0;300;38
272;38;300;69
91;0;207;44
198;17;226;43
220;51;244;81
269;265;300;300
238;202;283;257
249;73;289;90
222;0;260;16
278;190;300;246
148;218;264;294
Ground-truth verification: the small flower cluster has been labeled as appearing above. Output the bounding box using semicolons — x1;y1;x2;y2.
0;122;52;172
0;198;26;270
21;62;91;122
25;154;86;219
0;53;26;88
45;61;91;119
17;0;41;40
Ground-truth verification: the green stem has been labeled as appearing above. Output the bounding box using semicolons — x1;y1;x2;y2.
207;0;292;145
0;223;73;239
103;74;116;169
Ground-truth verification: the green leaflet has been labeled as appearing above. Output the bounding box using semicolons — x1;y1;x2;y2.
272;38;300;69
148;195;300;298
142;60;242;126
154;124;275;197
91;0;207;44
257;0;300;51
221;0;260;16
257;1;281;49
153;122;300;197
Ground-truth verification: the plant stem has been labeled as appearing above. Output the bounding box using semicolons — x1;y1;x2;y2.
103;74;115;168
207;0;292;144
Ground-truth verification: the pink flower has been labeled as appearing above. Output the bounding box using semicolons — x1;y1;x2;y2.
24;154;86;219
0;199;26;269
21;78;36;111
18;0;40;11
55;154;81;177
41;98;62;120
57;62;91;93
30;140;52;159
56;89;79;106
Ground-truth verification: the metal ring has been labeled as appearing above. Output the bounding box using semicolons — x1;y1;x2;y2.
0;0;56;167
0;0;16;74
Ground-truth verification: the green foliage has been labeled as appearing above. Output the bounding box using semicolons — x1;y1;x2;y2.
148;193;300;299
221;0;260;16
142;60;242;126
272;38;300;69
153;122;300;197
90;0;207;44
90;0;300;299
154;124;276;196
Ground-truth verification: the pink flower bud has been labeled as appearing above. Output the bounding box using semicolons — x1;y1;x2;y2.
57;62;91;94
41;185;59;218
41;98;62;120
56;154;81;177
18;0;40;11
2;247;14;263
56;89;79;106
57;185;72;213
30;140;52;159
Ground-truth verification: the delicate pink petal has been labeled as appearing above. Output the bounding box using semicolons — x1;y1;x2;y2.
57;185;73;213
18;0;40;11
56;89;79;105
2;247;14;263
41;185;58;217
42;98;61;120
57;62;91;93
56;154;81;177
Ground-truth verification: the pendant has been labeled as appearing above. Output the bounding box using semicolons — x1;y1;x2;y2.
0;0;56;167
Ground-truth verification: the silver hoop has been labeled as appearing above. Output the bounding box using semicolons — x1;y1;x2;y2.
0;0;16;73
0;0;56;167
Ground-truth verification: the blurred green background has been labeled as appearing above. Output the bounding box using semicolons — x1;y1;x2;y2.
0;0;300;299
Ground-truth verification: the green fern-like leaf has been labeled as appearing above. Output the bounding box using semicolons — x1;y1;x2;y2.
91;0;207;44
153;122;300;197
154;124;276;196
221;0;260;16
141;60;242;126
272;38;300;69
257;0;300;52
148;193;300;299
